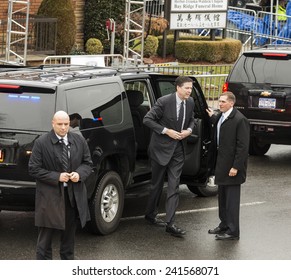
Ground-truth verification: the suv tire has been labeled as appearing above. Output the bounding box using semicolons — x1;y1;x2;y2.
249;137;271;156
86;171;124;235
187;176;218;197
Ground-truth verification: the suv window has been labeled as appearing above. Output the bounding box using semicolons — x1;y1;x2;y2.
229;53;291;85
158;81;176;96
66;82;123;127
0;90;54;131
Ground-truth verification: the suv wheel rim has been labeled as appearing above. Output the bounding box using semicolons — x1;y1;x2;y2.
207;175;216;188
101;184;119;222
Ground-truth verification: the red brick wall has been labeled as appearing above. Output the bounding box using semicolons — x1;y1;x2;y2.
0;0;42;19
0;0;84;50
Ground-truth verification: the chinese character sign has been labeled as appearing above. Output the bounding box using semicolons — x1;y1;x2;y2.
170;12;226;29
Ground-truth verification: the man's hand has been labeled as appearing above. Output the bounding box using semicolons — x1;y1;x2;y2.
229;168;238;177
59;172;71;183
206;108;214;117
166;129;183;140
180;129;192;139
166;129;191;140
69;172;80;182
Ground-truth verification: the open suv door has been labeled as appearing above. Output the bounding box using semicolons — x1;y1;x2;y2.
128;73;216;196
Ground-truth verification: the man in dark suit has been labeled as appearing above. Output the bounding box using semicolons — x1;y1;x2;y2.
143;76;195;237
206;91;249;240
29;111;92;259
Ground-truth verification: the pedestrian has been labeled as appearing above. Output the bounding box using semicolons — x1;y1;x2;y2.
206;91;249;240
29;110;93;259
143;76;196;237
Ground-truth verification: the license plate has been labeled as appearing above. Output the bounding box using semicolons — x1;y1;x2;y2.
258;98;276;109
0;149;4;162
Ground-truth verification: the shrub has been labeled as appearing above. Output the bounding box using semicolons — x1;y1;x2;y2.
144;36;159;57
84;0;125;54
157;34;175;56
175;41;205;62
133;36;159;57
223;39;242;63
85;38;104;54
37;0;76;55
203;41;225;63
159;35;242;63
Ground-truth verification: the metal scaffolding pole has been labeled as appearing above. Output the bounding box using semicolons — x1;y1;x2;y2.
123;0;145;66
5;0;30;65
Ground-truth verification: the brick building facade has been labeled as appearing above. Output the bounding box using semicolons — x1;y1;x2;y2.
0;0;85;48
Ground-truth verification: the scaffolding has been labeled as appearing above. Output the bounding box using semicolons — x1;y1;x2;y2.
123;0;145;65
5;0;30;65
4;0;147;66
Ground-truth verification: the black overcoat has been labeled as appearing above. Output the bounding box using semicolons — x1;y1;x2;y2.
29;130;93;230
210;107;250;185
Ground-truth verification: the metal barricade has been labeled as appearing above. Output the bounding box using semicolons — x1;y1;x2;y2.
226;6;257;52
226;6;291;49
255;11;291;45
43;54;125;67
145;0;164;17
142;64;231;107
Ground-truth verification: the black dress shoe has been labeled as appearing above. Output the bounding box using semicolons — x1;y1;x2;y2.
166;224;186;237
208;226;227;234
145;215;166;227
215;233;239;240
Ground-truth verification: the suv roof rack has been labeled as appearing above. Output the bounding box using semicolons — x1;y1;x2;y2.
0;65;117;83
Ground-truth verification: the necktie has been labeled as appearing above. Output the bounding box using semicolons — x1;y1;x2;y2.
217;114;224;146
177;101;184;131
60;139;69;172
60;139;74;207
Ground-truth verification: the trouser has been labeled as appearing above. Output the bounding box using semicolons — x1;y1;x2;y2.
218;184;241;237
36;188;78;260
145;142;184;225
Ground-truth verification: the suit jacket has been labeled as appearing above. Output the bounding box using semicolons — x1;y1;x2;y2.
143;93;195;166
210;107;250;185
29;130;93;230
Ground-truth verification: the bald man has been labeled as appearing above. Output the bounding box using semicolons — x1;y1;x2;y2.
29;111;93;260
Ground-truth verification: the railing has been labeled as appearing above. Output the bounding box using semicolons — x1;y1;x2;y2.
142;64;231;107
145;0;164;17
0;13;57;62
43;54;125;67
227;6;291;51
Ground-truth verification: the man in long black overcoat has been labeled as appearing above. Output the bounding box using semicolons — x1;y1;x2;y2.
207;92;250;240
29;111;92;259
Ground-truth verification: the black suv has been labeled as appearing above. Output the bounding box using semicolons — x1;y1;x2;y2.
0;65;215;235
224;45;291;155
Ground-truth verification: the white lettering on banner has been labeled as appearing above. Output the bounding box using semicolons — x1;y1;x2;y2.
170;12;227;29
171;0;227;12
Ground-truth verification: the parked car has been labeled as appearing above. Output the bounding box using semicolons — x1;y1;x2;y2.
0;64;215;235
223;45;291;155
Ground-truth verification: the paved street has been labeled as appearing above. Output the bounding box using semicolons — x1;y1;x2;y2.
1;144;291;260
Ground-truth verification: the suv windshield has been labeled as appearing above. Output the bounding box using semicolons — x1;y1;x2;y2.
229;54;291;85
0;91;54;131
